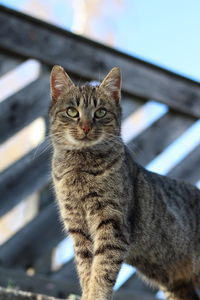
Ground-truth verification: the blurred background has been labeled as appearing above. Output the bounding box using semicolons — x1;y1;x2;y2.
2;0;200;80
0;1;200;299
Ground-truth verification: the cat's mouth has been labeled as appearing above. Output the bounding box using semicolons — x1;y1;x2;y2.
68;133;104;149
76;132;99;142
79;135;92;141
64;130;104;149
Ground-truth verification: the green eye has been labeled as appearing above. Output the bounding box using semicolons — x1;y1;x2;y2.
95;108;107;118
66;107;79;118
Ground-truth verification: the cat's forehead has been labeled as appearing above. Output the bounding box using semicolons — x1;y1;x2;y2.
67;84;109;107
78;84;98;96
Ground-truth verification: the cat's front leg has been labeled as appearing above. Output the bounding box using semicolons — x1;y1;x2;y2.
66;220;93;300
72;233;93;300
87;213;129;300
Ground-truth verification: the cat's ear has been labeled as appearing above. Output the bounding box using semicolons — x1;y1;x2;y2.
50;65;75;101
100;67;121;102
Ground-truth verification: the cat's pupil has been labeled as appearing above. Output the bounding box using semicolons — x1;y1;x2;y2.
67;107;79;118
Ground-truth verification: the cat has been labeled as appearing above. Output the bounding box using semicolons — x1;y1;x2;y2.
49;65;200;300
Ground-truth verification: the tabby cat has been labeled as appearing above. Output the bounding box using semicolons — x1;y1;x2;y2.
49;65;200;300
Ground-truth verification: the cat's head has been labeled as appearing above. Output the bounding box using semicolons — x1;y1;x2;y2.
49;66;122;150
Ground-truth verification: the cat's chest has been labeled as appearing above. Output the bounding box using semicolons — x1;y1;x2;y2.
53;153;122;187
52;151;126;211
53;163;113;199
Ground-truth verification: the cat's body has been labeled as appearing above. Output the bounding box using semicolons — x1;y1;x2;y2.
50;66;200;300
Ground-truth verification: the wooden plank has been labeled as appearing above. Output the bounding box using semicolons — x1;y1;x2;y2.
128;111;195;166
0;267;79;298
34;249;53;275
0;76;49;144
0;288;61;300
51;260;78;283
0;140;51;216
0;5;200;118
0;268;156;300
0;288;156;300
168;144;200;184
0;51;24;76
0;204;64;268
0;287;61;300
121;95;142;120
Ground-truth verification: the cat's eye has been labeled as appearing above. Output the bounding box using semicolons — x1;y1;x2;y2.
94;108;107;118
66;107;79;118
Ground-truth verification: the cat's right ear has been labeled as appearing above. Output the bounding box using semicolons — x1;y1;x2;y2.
100;67;121;103
50;65;74;101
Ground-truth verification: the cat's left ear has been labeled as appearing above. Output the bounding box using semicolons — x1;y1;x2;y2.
100;67;121;103
50;65;75;101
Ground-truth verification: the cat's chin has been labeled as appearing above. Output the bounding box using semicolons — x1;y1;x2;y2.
62;134;104;150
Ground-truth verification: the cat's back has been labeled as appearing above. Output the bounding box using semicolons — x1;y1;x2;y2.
135;161;200;236
147;169;200;219
124;146;200;238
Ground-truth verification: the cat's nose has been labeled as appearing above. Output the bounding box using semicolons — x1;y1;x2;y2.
80;120;92;134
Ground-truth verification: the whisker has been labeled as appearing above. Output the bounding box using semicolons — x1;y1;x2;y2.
32;131;65;160
32;140;52;160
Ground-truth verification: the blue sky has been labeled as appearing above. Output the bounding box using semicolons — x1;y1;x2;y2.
1;0;200;81
118;0;200;81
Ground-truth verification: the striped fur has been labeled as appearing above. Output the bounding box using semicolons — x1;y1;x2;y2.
50;66;200;300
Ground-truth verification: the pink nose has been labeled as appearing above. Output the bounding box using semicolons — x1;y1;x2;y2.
81;121;91;133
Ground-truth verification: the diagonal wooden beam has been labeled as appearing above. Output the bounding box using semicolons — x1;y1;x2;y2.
0;5;200;118
168;144;200;184
0;52;23;76
0;76;49;144
0;204;64;268
129;111;195;166
0;140;51;216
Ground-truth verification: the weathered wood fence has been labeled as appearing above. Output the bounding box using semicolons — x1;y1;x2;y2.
0;4;199;299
